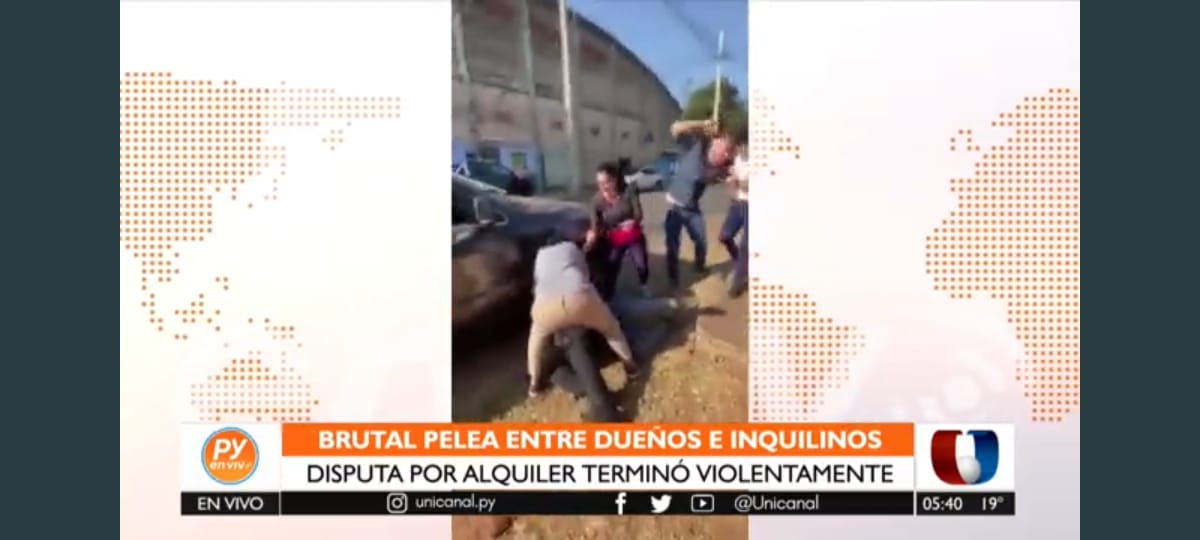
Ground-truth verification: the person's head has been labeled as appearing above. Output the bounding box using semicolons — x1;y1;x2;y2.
707;132;740;168
544;227;585;250
595;161;626;198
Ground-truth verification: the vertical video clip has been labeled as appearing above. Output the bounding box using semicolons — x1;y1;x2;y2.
450;0;749;537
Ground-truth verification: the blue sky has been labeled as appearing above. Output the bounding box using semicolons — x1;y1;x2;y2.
569;0;749;106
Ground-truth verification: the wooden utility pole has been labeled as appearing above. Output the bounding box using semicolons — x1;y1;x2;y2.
516;0;543;181
638;78;650;163
557;0;583;195
607;42;618;159
452;0;481;146
712;30;725;123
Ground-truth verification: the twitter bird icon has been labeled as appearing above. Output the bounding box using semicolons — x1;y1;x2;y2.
650;494;673;514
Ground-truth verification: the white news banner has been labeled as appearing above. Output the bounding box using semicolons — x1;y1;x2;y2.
281;456;914;491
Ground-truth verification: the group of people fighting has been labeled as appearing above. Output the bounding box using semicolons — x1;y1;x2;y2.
525;118;749;397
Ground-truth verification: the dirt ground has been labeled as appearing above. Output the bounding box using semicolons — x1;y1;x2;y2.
452;188;749;540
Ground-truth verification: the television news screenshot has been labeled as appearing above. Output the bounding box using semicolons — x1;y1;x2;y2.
120;1;1080;539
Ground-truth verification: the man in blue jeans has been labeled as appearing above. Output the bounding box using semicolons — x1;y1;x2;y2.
663;118;738;290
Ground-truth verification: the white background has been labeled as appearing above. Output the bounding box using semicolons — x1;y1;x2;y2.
749;1;1078;538
120;2;451;539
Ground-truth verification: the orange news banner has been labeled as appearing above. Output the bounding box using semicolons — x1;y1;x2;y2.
280;423;914;457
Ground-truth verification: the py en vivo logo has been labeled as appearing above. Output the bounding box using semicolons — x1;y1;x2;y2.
930;429;999;486
202;427;260;485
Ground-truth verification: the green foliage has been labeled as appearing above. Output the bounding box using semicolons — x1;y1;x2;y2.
681;77;748;139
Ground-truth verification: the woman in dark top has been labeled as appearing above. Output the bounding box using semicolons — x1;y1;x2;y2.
585;162;650;298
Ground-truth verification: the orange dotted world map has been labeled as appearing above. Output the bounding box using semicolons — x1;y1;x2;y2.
748;88;1079;423
119;72;401;423
927;89;1080;422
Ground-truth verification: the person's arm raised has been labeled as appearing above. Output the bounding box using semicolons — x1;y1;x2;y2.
670;119;718;139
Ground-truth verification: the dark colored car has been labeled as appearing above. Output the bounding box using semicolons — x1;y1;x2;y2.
454;157;525;194
451;173;593;349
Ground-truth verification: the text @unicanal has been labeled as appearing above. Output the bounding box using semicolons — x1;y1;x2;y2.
734;493;822;513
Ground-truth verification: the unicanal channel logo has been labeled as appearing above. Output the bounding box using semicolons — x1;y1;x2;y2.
201;427;260;485
929;429;999;486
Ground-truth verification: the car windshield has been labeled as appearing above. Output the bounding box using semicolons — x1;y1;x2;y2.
452;173;505;195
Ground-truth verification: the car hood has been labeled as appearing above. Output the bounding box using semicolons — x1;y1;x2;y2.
494;194;590;235
495;194;584;218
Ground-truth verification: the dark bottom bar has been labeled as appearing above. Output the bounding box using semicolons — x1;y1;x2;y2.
916;492;1015;515
182;492;280;515
280;491;914;516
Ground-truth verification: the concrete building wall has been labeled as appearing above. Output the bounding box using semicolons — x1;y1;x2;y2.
453;0;681;190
